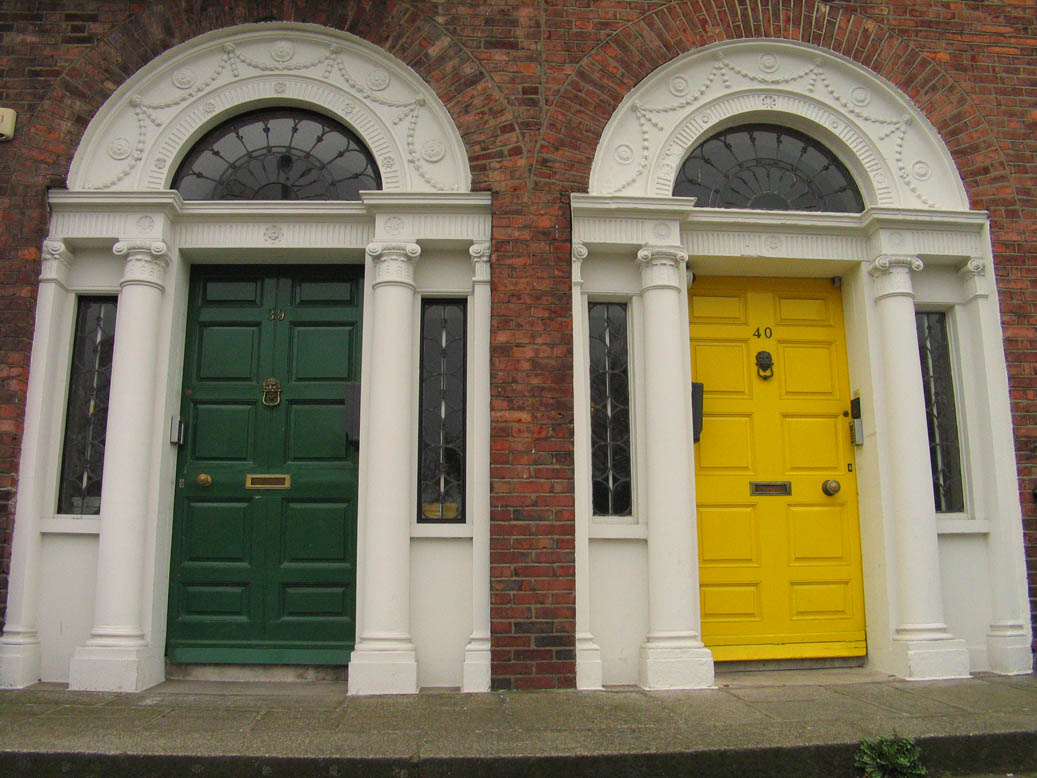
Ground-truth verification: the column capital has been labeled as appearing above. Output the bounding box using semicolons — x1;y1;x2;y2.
637;244;688;292
869;254;923;300
470;241;491;284
113;239;170;290
367;241;421;288
572;242;588;285
40;238;73;285
958;258;988;300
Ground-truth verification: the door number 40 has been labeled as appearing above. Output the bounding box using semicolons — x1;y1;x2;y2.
752;326;773;339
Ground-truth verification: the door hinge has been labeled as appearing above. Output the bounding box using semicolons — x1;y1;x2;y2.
169;416;184;446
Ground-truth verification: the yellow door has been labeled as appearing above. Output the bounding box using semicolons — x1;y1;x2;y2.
691;276;866;661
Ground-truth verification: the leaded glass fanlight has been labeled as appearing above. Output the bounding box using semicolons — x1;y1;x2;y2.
673;124;864;212
173;108;381;200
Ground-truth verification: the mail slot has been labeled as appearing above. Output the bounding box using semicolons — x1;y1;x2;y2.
246;474;291;489
749;481;791;496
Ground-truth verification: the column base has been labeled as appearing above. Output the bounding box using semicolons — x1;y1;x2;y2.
639;637;714;690
348;643;418;696
576;633;603;690
461;636;491;693
891;636;971;680
986;628;1034;675
68;643;164;692
0;632;41;688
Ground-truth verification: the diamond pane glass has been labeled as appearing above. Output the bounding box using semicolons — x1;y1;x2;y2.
916;311;965;513
173;108;381;200
418;300;466;523
673;124;864;213
57;297;117;515
589;302;632;516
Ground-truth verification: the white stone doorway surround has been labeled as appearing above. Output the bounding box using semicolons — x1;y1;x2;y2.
0;24;492;695
571;40;1033;690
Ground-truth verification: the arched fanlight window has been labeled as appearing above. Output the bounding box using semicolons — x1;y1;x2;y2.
172;108;381;200
673;124;864;213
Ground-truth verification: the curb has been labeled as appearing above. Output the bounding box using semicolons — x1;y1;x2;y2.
2;730;1035;778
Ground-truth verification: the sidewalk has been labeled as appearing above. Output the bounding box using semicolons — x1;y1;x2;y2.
0;668;1034;777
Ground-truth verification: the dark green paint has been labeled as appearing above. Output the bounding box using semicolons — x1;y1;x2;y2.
167;266;362;665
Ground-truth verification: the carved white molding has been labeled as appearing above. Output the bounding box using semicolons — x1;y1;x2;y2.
113;240;170;290
368;242;421;287
571;242;588;285
68;24;470;194
43;191;491;256
470;241;491;283
590;40;969;210
40;239;73;284
637;245;688;291
869;254;923;300
571;195;988;274
959;257;988;300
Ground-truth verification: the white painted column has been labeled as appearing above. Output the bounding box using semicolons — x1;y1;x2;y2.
69;239;169;692
958;259;1033;674
571;243;603;689
869;254;969;680
0;240;74;688
462;241;492;692
348;241;421;695
636;245;713;690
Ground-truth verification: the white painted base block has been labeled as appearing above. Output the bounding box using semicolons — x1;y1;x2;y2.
576;635;603;690
986;632;1034;675
347;648;419;695
638;644;715;690
0;637;41;688
891;638;971;681
461;642;491;693
68;645;164;692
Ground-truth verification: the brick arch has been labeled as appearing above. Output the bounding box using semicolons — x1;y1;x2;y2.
15;0;522;196
536;0;1012;212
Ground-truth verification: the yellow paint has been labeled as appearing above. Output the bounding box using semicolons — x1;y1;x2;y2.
691;277;866;661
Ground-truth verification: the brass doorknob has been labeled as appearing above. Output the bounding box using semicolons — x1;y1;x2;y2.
821;479;841;496
196;473;213;488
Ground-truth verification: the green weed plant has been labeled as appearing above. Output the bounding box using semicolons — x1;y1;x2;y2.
854;734;927;778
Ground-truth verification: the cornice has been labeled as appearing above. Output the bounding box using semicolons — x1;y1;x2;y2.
48;189;184;215
571;194;698;220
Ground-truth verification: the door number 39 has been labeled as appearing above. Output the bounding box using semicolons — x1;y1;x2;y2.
752;326;773;339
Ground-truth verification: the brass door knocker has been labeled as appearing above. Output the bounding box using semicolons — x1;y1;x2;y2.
262;377;282;407
755;350;774;380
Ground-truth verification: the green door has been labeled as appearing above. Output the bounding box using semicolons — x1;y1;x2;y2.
167;265;361;665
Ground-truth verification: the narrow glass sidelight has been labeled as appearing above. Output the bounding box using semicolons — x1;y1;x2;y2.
57;297;118;515
418;300;466;523
588;302;632;516
916;311;965;513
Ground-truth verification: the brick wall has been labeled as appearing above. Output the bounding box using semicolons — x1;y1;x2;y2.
0;1;1034;685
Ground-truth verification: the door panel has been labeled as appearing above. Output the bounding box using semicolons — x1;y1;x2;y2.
167;266;361;665
691;276;865;661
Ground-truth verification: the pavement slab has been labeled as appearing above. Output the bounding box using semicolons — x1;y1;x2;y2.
0;669;1033;777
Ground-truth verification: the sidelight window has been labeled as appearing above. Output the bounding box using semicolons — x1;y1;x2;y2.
588;302;632;516
418;300;467;523
916;311;965;513
57;297;118;515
